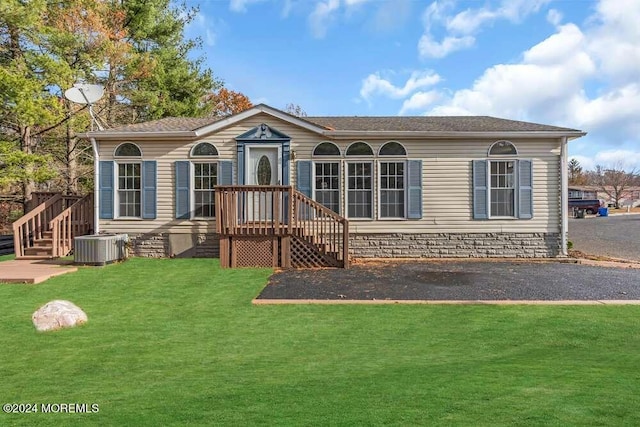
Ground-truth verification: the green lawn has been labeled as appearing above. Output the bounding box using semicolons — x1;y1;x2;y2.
1;258;639;426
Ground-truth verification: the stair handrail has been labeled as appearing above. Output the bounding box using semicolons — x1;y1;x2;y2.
290;189;349;268
12;194;64;258
49;194;94;257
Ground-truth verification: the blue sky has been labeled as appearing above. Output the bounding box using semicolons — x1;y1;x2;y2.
184;0;640;171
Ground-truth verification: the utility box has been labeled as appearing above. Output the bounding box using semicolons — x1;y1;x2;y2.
74;234;128;266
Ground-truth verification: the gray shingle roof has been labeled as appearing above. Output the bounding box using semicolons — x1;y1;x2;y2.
96;109;581;134
305;116;580;132
104;116;220;133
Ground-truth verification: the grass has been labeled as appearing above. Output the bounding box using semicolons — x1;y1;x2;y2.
1;258;640;426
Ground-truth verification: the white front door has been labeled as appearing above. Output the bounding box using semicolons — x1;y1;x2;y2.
246;146;281;221
246;147;280;186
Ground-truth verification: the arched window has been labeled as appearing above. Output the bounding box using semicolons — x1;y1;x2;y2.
488;140;517;156
114;142;142;157
313;142;341;156
113;143;142;218
346;141;373;156
191;142;218;157
379;141;407;156
378;142;407;218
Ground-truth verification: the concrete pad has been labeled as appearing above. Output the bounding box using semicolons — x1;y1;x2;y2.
0;260;78;284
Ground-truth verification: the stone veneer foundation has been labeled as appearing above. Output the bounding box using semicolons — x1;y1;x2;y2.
129;233;219;258
348;233;561;258
127;232;561;259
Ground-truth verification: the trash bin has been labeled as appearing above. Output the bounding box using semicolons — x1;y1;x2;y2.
576;208;585;218
598;207;608;217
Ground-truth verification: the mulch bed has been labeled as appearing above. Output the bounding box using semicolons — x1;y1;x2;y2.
256;259;640;301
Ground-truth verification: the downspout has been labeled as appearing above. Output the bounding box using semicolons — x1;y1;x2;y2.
560;136;568;256
90;137;100;235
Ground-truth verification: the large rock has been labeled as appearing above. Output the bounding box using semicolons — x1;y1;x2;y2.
32;300;88;332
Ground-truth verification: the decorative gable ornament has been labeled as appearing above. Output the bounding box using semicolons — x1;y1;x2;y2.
235;123;291;141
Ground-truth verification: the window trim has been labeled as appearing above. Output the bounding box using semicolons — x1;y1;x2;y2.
345;141;374;157
345;160;374;220
190;142;219;158
115;161;142;219
378;141;407;157
312;141;342;157
378;160;408;220
114;142;142;158
190;161;218;220
488;140;518;156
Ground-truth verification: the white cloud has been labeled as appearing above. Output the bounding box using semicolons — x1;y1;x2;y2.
186;12;225;47
546;9;562;26
419;0;550;58
594;150;640;169
422;0;640;168
418;34;474;58
229;0;265;13
399;91;441;115
309;0;341;38
360;70;441;101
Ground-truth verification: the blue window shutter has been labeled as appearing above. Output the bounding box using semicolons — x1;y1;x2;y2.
142;161;157;219
296;161;312;197
473;160;488;219
518;159;533;219
407;160;422;219
218;161;234;185
99;161;114;219
175;161;190;219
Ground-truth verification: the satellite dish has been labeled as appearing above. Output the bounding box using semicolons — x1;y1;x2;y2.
64;82;106;130
64;83;104;105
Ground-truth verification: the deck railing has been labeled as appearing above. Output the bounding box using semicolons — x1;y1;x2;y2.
215;185;292;236
291;190;349;267
215;185;348;267
50;194;94;257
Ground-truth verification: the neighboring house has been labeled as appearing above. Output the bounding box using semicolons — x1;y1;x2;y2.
568;186;598;200
80;104;585;266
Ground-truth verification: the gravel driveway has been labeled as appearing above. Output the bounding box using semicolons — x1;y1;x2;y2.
569;214;640;261
258;260;640;301
257;217;640;302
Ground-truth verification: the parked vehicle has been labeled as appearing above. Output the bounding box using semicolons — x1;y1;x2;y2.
568;199;601;214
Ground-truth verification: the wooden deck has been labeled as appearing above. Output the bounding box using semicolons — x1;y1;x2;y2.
0;259;78;284
215;185;349;268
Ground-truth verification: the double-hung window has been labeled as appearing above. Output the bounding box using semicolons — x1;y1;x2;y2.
490;160;515;217
380;162;405;218
193;163;217;218
118;163;141;217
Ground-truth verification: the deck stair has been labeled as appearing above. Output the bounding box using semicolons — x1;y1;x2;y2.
215;185;349;268
12;193;94;259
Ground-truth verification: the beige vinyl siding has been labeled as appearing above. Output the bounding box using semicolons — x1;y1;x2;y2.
98;113;322;234
314;138;561;234
98;112;562;235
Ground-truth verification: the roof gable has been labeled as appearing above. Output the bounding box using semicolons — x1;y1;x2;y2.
235;123;291;140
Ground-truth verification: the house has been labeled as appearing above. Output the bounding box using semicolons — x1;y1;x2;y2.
568;186;598;200
77;104;585;267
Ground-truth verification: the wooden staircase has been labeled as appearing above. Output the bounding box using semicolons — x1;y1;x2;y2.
215;186;349;268
13;193;94;259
